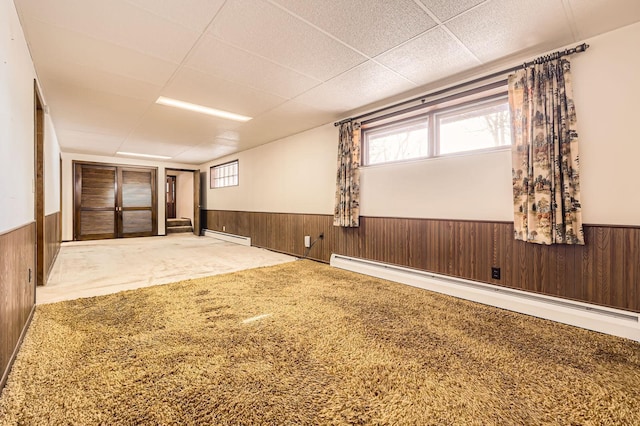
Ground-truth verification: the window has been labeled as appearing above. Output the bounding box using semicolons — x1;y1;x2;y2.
362;88;511;166
210;160;238;188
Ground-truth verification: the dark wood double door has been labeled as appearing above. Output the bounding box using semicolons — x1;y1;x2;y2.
74;162;157;240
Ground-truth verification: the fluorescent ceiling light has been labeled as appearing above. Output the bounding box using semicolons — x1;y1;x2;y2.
156;96;252;122
116;151;172;160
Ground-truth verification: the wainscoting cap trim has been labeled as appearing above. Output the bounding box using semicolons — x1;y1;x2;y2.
0;221;36;237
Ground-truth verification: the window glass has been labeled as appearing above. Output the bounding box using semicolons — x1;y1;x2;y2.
365;119;428;165
361;88;511;166
210;160;238;188
438;100;511;155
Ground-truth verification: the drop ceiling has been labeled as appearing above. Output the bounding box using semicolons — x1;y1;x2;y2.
13;0;640;164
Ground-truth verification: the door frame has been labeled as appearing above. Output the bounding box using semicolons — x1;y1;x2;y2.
164;168;201;236
73;161;158;240
34;82;44;287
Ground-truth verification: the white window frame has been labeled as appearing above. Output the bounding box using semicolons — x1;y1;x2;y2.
210;160;239;189
362;86;511;167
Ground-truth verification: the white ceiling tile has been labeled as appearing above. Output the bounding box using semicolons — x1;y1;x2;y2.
233;101;337;150
23;18;178;87
171;143;239;164
271;0;436;57
417;0;485;21
18;0;200;63
446;0;575;63
162;67;288;118
116;139;188;158
39;63;162;102
124;0;226;33
567;0;640;40
208;0;367;81
295;61;417;112
126;105;242;148
44;82;149;138
376;28;480;86
54;129;126;156
185;36;321;99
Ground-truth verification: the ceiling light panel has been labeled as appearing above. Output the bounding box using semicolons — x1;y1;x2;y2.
208;0;367;81
128;105;242;147
156;97;252;122
272;0;437;57
116;151;173;159
162;67;286;117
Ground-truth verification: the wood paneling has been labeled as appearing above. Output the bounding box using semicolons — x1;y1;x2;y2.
1;222;36;390
44;211;61;285
204;210;640;313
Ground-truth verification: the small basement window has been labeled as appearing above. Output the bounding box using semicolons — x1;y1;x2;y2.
210;160;238;188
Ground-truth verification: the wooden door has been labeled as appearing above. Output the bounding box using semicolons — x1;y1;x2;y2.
193;169;201;236
166;175;176;219
118;167;157;238
74;162;157;240
74;164;117;240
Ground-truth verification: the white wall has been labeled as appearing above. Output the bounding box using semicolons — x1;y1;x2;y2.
201;124;337;214
175;170;194;222
571;22;640;226
200;22;640;227
0;0;37;232
61;153;195;240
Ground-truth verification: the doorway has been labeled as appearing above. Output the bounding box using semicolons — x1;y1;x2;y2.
166;175;176;219
165;169;201;236
73;162;158;240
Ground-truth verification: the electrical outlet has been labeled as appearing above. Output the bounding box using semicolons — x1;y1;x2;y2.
491;267;501;280
222;225;226;232
304;235;311;248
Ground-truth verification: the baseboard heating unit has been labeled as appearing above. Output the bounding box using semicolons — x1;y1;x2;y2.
203;229;251;246
330;254;640;342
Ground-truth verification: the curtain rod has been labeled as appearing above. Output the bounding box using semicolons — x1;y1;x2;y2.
334;42;589;127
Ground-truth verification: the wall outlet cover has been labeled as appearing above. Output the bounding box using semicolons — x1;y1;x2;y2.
491;267;501;280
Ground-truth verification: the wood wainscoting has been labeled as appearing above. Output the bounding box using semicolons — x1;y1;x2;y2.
0;222;36;390
204;210;640;313
44;211;61;284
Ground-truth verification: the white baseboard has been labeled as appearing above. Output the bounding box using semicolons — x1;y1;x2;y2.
330;254;640;342
203;229;251;246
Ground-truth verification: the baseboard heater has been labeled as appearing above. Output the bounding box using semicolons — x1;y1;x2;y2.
330;254;640;342
203;229;251;246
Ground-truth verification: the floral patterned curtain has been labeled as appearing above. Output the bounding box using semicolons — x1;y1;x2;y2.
334;121;361;227
508;58;584;245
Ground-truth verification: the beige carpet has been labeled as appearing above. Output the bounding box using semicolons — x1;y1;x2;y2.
2;261;639;424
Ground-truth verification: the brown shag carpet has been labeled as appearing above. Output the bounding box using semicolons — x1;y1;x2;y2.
1;260;639;425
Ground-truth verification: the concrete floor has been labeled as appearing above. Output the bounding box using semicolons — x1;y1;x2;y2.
38;234;297;305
